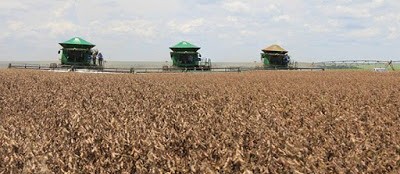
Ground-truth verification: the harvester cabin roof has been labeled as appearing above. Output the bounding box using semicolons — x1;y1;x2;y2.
59;37;95;49
170;41;200;52
262;44;288;53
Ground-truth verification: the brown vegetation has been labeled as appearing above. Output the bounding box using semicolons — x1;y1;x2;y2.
0;70;399;173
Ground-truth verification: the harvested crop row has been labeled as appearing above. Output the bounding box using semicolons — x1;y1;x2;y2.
0;70;399;173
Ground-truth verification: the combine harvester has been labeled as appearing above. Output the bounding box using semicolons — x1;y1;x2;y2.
8;37;134;73
59;37;96;67
133;41;215;73
260;44;324;71
168;41;211;71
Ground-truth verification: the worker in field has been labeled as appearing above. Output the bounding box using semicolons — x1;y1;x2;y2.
92;51;97;65
283;55;290;64
98;52;103;66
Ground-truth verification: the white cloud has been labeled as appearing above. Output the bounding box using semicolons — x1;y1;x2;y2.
44;21;78;36
272;15;291;22
345;28;380;38
222;1;250;13
5;20;39;38
266;4;281;13
387;27;399;39
335;5;371;18
240;30;255;36
304;23;331;33
53;0;74;18
304;19;343;33
0;1;27;10
0;32;10;41
226;16;238;23
7;21;24;30
110;20;157;38
370;0;385;8
168;18;205;33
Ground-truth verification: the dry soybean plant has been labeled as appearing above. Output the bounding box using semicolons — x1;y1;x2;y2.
0;69;399;173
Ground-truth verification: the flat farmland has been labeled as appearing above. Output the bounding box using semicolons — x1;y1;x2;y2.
0;70;399;173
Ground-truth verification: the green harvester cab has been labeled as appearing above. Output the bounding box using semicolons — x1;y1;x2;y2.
261;44;291;69
170;41;211;70
58;37;96;66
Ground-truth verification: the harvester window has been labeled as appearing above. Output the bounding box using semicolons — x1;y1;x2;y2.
179;54;195;64
66;50;85;63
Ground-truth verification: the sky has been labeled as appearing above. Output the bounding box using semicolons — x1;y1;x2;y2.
0;0;399;62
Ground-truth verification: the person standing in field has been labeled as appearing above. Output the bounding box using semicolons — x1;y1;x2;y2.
92;51;97;66
97;52;103;66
